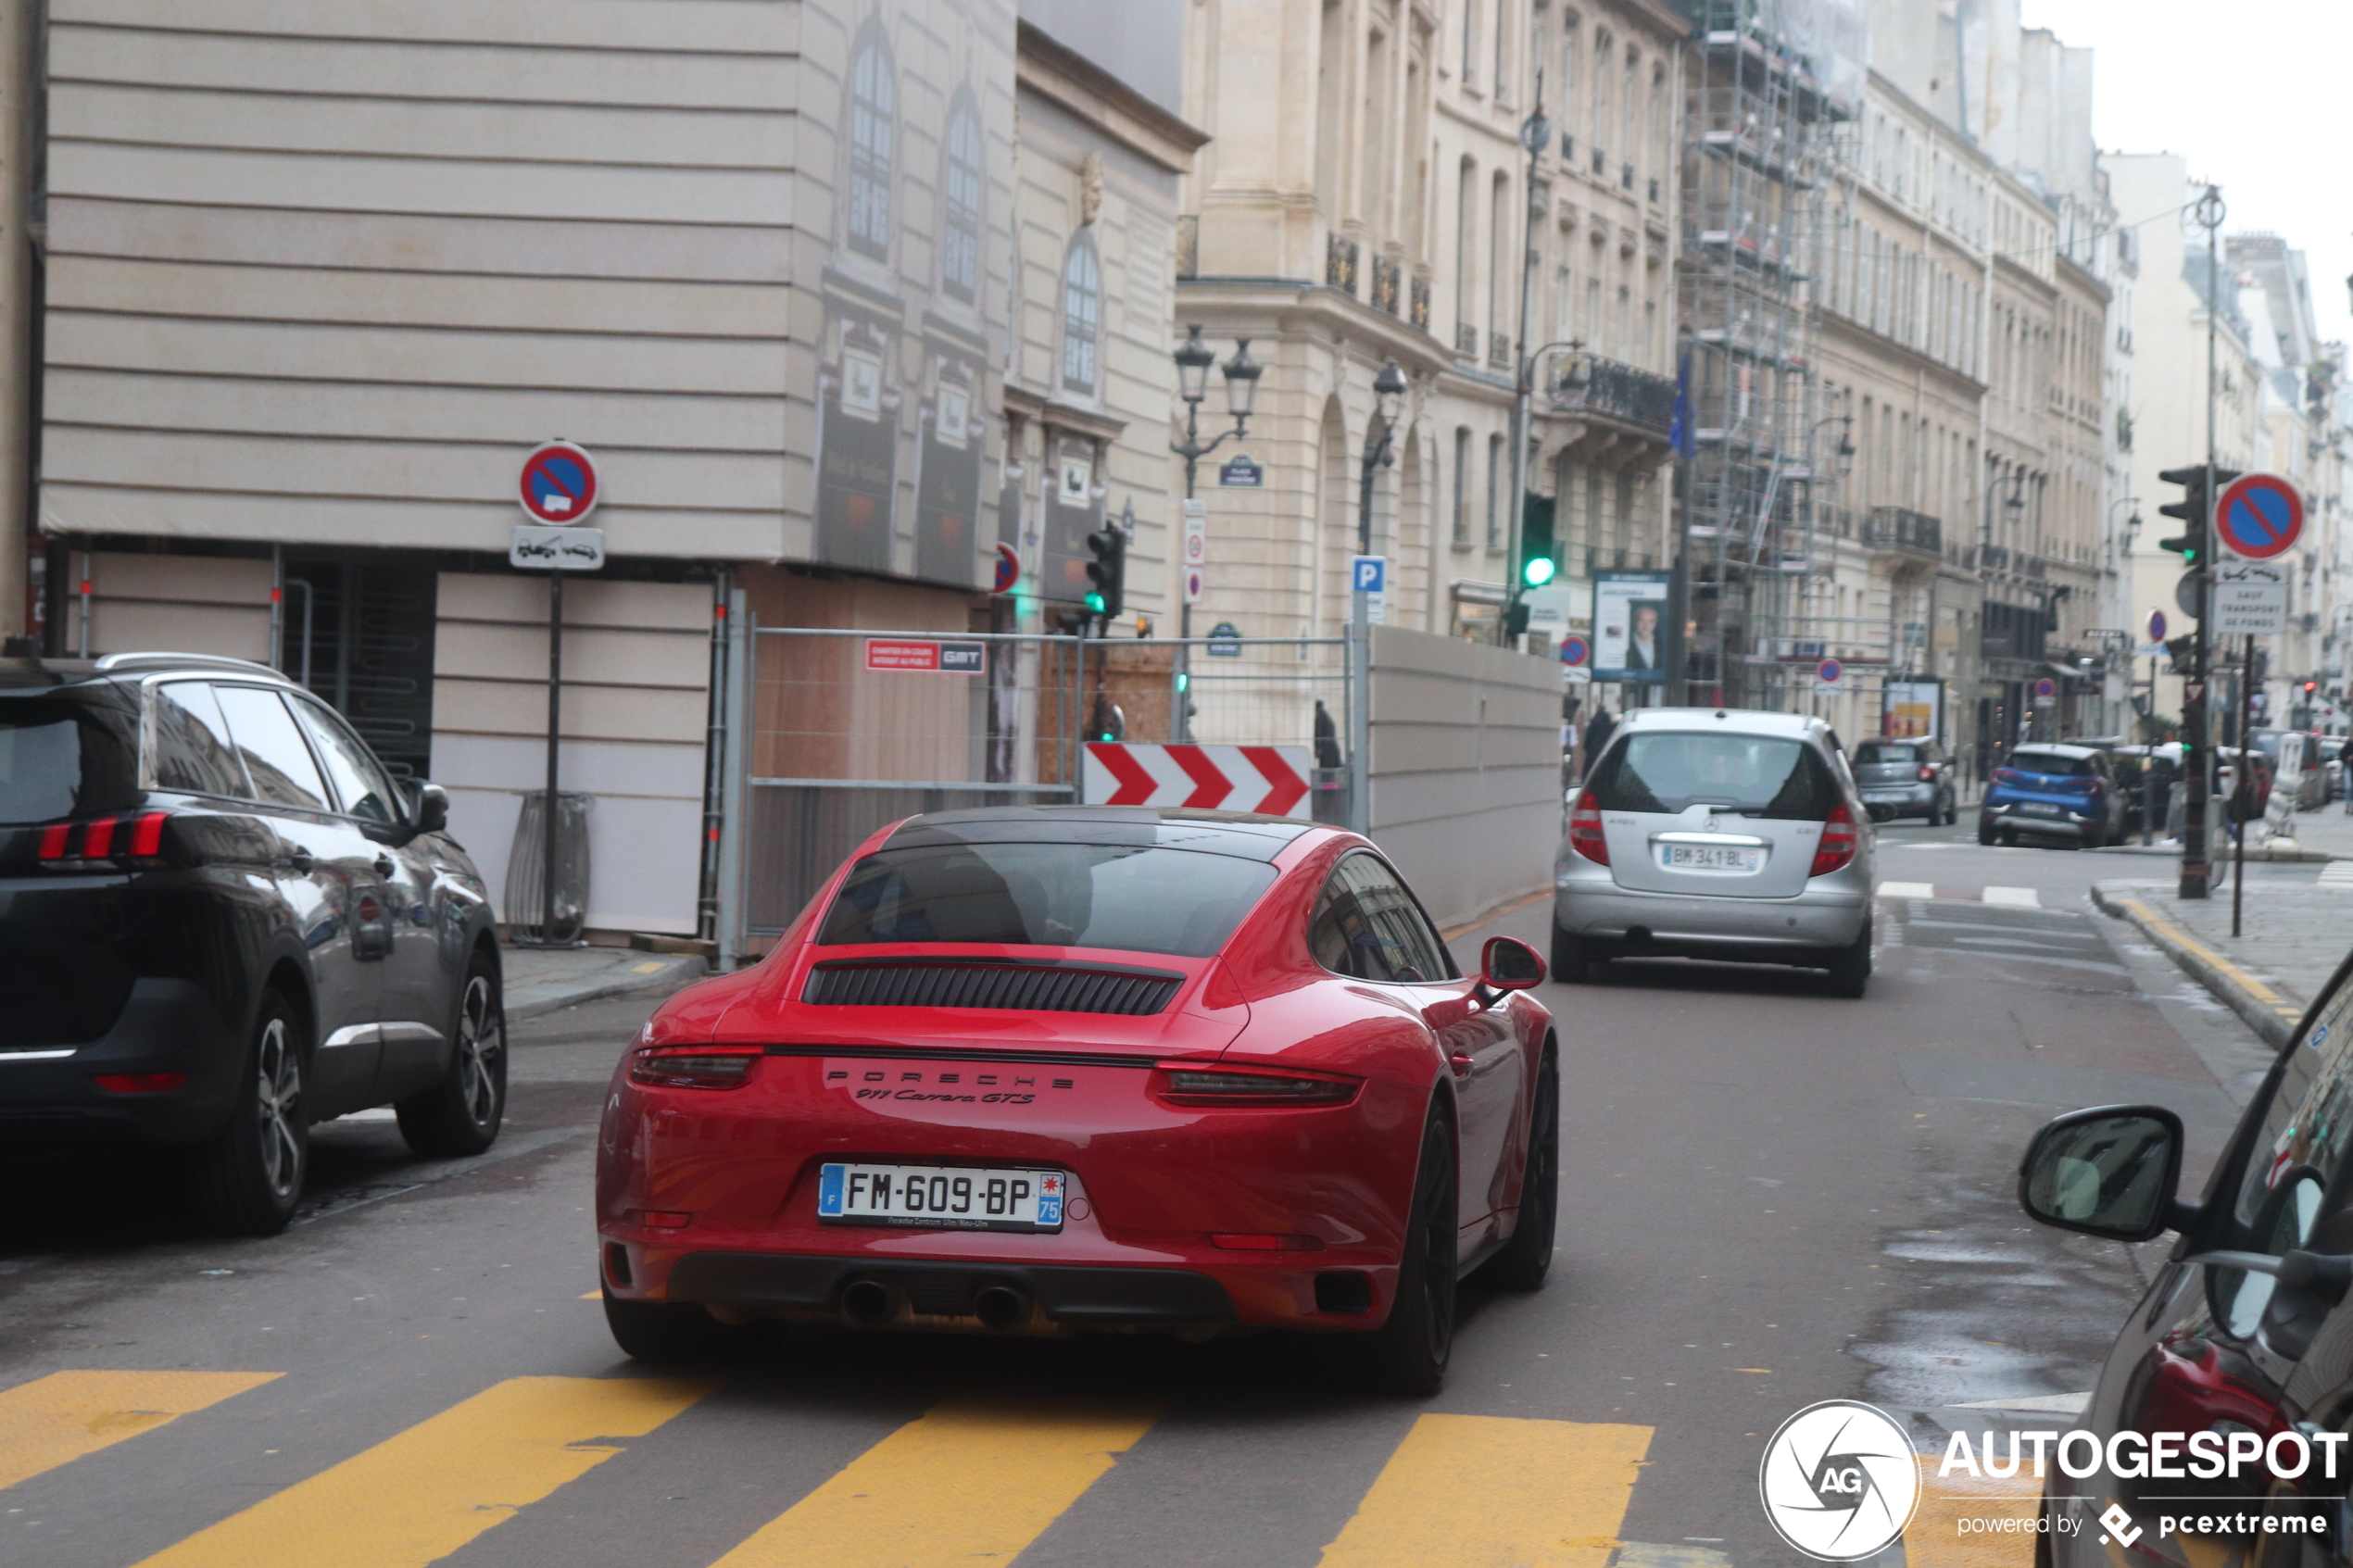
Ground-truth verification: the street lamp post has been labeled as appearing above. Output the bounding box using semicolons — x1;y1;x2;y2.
1350;358;1409;833
2184;183;2226;900
1503;89;1554;646
1168;325;1261;739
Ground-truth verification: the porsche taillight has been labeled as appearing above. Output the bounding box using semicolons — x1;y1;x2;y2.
1151;1064;1361;1109
1810;802;1858;877
1567;789;1610;865
627;1047;761;1089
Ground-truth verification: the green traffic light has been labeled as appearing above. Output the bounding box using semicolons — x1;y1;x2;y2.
1522;556;1557;588
1084;591;1106;613
1175;671;1189;692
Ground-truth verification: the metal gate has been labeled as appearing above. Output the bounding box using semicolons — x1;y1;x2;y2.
724;626;1357;948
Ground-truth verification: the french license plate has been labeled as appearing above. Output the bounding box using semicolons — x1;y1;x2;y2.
1863;790;1907;803
2020;803;2063;818
817;1162;1064;1232
1661;845;1763;872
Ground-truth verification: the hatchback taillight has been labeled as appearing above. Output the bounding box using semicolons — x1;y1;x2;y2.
1567;789;1610;865
1917;765;1936;783
627;1047;761;1089
1991;768;2022;786
34;810;174;869
1810;802;1858;877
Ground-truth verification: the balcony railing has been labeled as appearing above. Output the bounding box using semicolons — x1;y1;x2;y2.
1410;275;1431;332
1490;331;1513;368
1370;254;1401;317
1326;232;1359;296
1548;354;1677;438
1861;507;1942;557
1456;321;1480;356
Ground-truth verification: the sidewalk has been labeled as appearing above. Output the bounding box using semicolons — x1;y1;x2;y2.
499;944;710;1023
2091;862;2352;1050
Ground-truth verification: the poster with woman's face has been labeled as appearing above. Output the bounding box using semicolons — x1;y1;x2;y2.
1594;571;1673;681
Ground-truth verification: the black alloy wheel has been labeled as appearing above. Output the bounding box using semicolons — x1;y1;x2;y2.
1483;1049;1558;1290
396;951;508;1158
1355;1108;1459;1395
190;991;309;1236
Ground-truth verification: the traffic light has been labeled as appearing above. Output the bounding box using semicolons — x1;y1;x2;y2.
1089;696;1126;743
2156;463;2241;566
1519;495;1558;589
1084;522;1126;622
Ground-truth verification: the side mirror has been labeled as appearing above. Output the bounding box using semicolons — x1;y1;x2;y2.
2018;1104;2185;1243
412;781;449;834
1480;935;1546;992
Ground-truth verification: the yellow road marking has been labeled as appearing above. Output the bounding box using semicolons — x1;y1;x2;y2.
1;1371;281;1492
1904;1470;2042;1568
132;1375;712;1568
631;960;667;973
2117;897;2306;1025
1316;1414;1654;1568
708;1394;1162;1568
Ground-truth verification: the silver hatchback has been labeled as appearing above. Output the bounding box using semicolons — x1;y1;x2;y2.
1552;708;1875;997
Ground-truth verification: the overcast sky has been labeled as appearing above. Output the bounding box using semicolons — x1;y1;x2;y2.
2020;0;2353;349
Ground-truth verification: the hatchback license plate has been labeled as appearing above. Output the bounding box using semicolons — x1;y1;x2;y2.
1660;845;1763;872
817;1162;1064;1232
2020;803;2063;817
1863;790;1908;803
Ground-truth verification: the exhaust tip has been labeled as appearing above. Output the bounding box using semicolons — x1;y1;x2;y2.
839;1277;899;1326
974;1283;1030;1330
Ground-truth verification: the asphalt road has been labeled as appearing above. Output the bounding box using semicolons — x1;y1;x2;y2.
0;879;2284;1568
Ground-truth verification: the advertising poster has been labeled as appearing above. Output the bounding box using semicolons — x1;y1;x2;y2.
1592;571;1672;683
1883;679;1943;741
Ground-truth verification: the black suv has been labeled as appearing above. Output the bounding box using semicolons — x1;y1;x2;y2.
1;653;504;1233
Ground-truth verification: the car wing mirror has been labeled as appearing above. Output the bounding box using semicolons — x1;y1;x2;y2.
1479;936;1546;994
412;781;449;835
2018;1104;2189;1243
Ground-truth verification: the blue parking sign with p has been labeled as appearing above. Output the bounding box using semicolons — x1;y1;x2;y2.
1352;556;1387;594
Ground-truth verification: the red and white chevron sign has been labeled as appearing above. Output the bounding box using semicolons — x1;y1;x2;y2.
1081;743;1314;817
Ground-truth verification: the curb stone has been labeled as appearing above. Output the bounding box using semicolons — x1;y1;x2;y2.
502;952;710;1024
2089;881;2302;1050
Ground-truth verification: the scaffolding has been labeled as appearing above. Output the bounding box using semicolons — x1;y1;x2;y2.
1675;0;1857;709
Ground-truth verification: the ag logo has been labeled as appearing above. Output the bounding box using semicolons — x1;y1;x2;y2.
1757;1400;1920;1561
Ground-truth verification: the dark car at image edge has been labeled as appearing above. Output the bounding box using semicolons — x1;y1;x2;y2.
0;653;507;1233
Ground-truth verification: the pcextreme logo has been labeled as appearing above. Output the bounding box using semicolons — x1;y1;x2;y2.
1757;1400;1922;1561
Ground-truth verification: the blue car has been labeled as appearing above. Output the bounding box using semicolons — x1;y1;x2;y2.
1978;742;2125;847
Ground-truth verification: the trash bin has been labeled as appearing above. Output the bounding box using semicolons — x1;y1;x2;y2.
504;790;592;945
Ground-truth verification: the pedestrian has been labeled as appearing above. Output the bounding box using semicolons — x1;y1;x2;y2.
1582;705;1617;775
1314;699;1342;771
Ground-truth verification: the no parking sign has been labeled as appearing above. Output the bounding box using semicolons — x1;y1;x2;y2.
520;441;599;525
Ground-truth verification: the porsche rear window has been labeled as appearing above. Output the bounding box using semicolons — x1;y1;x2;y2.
818;842;1277;958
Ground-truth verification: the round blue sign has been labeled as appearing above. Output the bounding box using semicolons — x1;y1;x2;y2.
2147;608;2168;643
1560;634;1590;667
1817;658;1843;685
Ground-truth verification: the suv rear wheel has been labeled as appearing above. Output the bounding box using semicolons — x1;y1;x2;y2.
190;991;308;1236
396;951;506;1158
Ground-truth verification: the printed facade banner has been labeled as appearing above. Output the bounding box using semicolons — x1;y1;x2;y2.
1592;571;1673;683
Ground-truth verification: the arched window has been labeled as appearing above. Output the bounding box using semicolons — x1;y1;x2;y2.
1060;232;1101;395
848;27;897;261
941;95;983;303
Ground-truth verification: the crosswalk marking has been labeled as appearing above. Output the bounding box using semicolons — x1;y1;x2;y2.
1981;885;2041;908
1877;881;1938;899
1315;1415;1653;1568
2318;859;2353;886
0;1370;282;1492
706;1393;1162;1568
131;1375;713;1568
1904;1470;2042;1567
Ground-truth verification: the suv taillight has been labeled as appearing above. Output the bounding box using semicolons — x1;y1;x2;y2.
1568;789;1610;865
1810;803;1858;877
34;810;174;870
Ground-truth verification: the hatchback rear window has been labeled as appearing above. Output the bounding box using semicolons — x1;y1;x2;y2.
818;842;1277;958
0;701;136;823
1855;744;1919;765
2007;751;2095;778
1589;733;1840;819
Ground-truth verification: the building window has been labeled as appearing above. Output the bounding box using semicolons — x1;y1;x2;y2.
848;26;897;262
1060;232;1101;395
1463;0;1480;88
1486;433;1504;548
1453;427;1471;546
940;96;982;303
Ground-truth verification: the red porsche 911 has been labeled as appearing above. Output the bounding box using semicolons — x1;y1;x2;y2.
595;806;1555;1392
